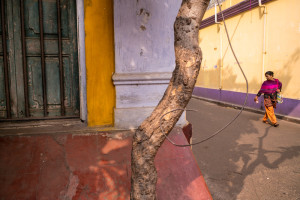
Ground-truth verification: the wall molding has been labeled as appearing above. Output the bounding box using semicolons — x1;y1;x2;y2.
112;72;172;85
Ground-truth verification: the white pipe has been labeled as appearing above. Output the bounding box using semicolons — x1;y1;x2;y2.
262;8;267;82
215;4;221;24
258;0;265;7
219;24;223;90
77;0;87;122
215;3;222;89
259;0;267;83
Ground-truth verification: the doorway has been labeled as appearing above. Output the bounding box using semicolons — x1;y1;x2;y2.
0;0;79;120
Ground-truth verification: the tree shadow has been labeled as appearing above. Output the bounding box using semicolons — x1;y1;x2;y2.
0;126;206;200
0;131;133;200
59;132;133;200
187;98;300;200
226;126;300;199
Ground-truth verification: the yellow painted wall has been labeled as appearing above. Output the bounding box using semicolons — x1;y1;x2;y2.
197;0;300;100
84;0;115;126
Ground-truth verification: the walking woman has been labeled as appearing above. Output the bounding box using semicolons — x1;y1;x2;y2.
254;71;282;127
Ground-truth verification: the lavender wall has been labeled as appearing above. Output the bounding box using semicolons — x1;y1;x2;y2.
114;0;181;73
193;87;300;119
113;0;185;128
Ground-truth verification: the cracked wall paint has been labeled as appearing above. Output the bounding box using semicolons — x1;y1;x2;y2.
114;0;181;73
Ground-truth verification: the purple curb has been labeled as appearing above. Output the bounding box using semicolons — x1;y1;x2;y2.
193;87;300;119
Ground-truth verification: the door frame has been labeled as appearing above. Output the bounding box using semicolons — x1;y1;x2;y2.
76;0;87;122
0;0;87;121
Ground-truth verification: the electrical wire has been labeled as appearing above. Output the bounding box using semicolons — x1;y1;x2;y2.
160;0;249;147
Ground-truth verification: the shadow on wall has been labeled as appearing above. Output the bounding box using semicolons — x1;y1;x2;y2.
276;48;299;93
274;48;300;117
187;99;300;200
221;14;244;61
197;47;300;118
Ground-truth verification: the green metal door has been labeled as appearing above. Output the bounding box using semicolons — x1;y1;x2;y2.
0;0;79;120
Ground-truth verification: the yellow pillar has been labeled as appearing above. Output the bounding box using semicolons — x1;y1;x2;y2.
84;0;115;126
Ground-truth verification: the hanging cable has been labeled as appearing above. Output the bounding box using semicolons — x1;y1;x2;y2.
160;0;249;147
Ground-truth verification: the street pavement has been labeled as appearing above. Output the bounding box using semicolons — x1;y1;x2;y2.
187;97;300;200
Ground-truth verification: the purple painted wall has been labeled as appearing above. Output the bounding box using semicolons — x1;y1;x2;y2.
193;87;300;119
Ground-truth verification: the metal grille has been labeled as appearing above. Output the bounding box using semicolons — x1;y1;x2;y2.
0;0;11;118
0;0;78;120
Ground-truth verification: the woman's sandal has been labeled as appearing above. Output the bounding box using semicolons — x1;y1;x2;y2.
262;120;269;124
273;123;279;127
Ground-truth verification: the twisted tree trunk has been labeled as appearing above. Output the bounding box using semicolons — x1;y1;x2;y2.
130;0;210;199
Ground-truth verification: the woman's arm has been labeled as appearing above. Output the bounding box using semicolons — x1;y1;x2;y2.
278;80;282;92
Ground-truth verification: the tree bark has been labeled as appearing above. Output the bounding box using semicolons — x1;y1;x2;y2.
130;0;210;199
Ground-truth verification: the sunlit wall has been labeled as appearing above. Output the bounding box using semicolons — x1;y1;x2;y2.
195;0;300;118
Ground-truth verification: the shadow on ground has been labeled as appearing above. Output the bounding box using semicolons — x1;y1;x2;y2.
0;121;212;200
187;98;300;200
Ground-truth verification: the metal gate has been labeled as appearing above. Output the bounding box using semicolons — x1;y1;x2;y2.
0;0;79;120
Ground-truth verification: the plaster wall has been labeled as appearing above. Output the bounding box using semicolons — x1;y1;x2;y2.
195;0;300;118
114;0;180;73
113;0;186;128
265;0;300;99
198;2;264;93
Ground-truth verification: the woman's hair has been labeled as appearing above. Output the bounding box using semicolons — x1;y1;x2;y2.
265;71;274;76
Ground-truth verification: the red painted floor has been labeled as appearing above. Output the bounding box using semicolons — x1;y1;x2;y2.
0;124;211;200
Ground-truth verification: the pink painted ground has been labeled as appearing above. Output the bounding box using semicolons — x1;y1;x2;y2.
0;127;212;200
